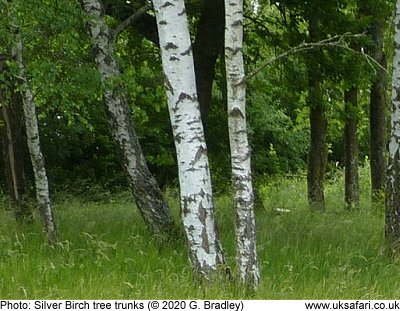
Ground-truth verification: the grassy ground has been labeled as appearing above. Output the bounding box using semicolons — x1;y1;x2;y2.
0;168;399;299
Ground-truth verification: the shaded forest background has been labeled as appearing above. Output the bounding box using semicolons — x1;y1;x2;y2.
0;0;393;201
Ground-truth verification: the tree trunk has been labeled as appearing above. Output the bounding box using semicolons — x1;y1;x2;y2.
0;55;31;222
344;87;359;209
369;19;388;202
225;0;259;288
80;0;177;238
307;74;327;210
13;30;57;244
306;18;327;211
152;0;226;278
193;0;224;123
386;0;400;254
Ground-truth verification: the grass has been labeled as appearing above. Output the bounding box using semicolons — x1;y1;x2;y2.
0;167;399;299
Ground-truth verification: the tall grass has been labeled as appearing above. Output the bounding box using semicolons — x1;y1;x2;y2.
0;166;399;299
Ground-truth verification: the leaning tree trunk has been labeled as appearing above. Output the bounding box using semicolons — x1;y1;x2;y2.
13;29;57;244
80;0;177;238
386;0;400;254
0;55;31;222
152;0;226;278
344;87;359;209
225;0;259;288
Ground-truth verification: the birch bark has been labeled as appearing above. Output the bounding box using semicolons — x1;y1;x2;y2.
224;0;260;287
386;0;400;254
152;0;226;277
80;0;177;237
13;28;57;244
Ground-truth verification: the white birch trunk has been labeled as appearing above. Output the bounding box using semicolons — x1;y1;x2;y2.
386;0;400;253
80;0;177;237
13;29;57;244
152;0;226;277
225;0;260;287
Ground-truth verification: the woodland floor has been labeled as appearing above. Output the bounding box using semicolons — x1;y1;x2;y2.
0;168;398;299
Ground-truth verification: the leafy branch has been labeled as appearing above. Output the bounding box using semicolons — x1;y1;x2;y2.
243;32;387;84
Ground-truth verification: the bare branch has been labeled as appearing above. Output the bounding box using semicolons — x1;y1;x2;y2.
243;33;387;84
112;2;152;41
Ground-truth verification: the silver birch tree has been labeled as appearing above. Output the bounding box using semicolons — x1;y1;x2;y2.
80;0;177;237
225;0;260;287
386;0;400;254
152;0;226;277
11;13;57;244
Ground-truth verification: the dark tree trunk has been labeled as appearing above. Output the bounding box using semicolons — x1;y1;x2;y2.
193;0;224;123
0;56;31;222
306;18;327;211
369;21;388;202
307;96;327;210
344;87;359;209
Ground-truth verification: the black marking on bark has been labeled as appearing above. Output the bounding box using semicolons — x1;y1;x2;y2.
178;7;186;16
180;46;192;56
174;133;183;144
198;188;206;198
198;202;206;226
164;74;174;95
164;42;179;50
201;227;210;253
232;20;243;27
226;46;242;55
194;145;207;162
159;20;167;25
161;1;174;8
175;92;193;105
182;197;190;216
169;56;179;61
229;107;245;118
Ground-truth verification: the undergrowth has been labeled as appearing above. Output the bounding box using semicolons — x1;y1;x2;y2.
0;166;398;299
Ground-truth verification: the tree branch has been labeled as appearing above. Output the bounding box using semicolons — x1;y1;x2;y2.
243;33;387;84
112;2;152;41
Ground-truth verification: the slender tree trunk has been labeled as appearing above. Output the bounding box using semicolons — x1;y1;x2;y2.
0;55;31;222
344;87;359;209
13;30;57;244
225;0;259;288
80;0;177;238
152;0;226;278
307;73;327;210
369;21;388;202
386;0;400;254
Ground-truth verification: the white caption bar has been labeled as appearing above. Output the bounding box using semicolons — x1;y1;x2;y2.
1;300;400;311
